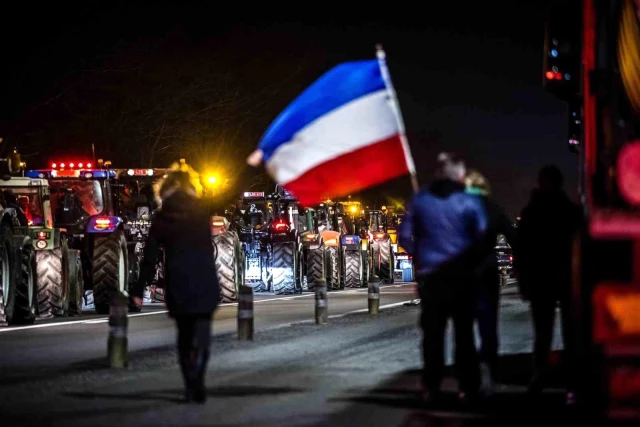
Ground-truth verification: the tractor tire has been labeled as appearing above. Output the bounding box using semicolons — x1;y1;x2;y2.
12;243;37;325
67;250;84;316
92;230;128;315
272;242;295;295
344;250;363;288
379;239;394;284
372;242;380;276
326;246;340;290
213;231;240;303
306;247;325;291
36;246;69;318
0;224;14;325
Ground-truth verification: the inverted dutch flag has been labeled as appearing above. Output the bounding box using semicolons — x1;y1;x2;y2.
248;49;416;206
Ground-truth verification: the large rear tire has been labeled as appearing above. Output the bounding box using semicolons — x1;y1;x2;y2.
326;246;340;290
67;250;84;316
272;242;295;295
13;243;37;325
306;247;325;291
344;250;363;288
379;238;394;284
0;224;16;325
213;231;240;303
92;230;128;314
36;245;69;318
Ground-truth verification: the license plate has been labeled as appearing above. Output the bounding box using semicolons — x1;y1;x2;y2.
246;258;261;279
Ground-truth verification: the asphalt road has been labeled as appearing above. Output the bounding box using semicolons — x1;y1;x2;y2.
0;282;578;427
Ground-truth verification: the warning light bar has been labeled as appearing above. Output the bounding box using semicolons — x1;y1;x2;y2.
127;169;154;176
243;192;265;198
51;162;93;169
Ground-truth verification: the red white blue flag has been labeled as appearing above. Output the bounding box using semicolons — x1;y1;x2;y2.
247;48;416;206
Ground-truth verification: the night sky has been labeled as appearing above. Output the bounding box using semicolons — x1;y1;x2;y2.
0;1;575;218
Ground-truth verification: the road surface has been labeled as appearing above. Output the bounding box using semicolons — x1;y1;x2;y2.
0;283;577;426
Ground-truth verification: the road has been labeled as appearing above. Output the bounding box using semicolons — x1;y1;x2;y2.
0;282;576;427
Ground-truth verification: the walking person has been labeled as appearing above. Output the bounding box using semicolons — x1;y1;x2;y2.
132;167;220;404
514;164;582;404
399;152;488;404
464;170;517;396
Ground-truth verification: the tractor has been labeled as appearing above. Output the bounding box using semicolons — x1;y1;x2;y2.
0;155;40;325
113;168;167;303
0;175;84;318
27;160;134;314
367;210;395;284
336;200;374;288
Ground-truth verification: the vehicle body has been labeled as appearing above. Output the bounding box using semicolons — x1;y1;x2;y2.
114;168;167;303
232;188;302;295
27;161;132;314
544;0;640;418
299;203;343;291
0;176;84;317
367;210;394;284
386;212;415;282
495;234;513;278
336;201;373;288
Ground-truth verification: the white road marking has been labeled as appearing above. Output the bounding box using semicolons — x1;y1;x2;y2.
0;284;415;334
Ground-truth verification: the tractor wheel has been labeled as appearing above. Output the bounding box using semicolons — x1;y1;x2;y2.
306;247;325;291
12;243;37;325
272;242;295;295
67;250;84;316
326;247;340;290
213;230;240;303
36;245;69;318
0;224;14;325
379;239;394;284
92;230;128;315
344;250;363;288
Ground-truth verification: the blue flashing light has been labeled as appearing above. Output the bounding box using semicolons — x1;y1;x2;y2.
25;169;112;179
26;170;49;179
564;73;571;80
550;49;558;57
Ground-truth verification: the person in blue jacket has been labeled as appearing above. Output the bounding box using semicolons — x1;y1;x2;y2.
399;152;488;404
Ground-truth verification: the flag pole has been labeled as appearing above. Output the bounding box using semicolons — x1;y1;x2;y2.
376;44;419;194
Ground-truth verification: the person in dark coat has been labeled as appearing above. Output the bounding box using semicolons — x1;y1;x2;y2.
399;152;488;404
464;170;517;396
132;169;219;404
514;164;582;404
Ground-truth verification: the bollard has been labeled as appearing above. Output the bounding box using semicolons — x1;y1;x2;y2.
315;279;328;324
368;281;380;314
237;285;254;340
108;292;129;368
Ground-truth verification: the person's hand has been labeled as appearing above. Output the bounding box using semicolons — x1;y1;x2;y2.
132;296;143;307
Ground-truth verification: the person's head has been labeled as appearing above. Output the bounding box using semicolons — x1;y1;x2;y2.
537;164;564;191
435;152;466;182
465;169;491;196
158;170;198;202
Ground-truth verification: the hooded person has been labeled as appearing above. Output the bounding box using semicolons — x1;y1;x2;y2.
514;164;582;404
399;152;488;404
464;169;517;396
132;165;219;404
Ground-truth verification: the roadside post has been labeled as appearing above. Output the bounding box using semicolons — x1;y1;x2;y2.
368;281;380;314
238;284;254;340
315;279;328;324
108;292;129;368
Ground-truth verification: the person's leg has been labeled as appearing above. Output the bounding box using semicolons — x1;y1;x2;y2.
529;293;556;392
419;279;448;400
453;281;480;398
175;315;197;401
476;274;500;393
191;314;213;403
559;291;577;403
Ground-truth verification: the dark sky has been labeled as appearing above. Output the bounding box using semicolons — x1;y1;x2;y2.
0;1;575;217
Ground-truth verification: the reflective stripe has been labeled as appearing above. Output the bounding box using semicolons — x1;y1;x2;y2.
109;326;127;338
315;299;327;307
238;309;253;319
368;293;380;299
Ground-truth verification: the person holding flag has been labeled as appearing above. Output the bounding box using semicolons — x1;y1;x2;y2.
399;153;488;405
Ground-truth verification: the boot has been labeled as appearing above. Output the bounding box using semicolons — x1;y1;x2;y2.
180;351;197;403
479;362;494;397
192;349;210;404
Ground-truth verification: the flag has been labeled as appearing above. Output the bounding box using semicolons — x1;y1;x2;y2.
248;49;416;206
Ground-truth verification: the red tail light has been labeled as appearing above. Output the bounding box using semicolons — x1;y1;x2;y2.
94;217;113;230
272;220;288;233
